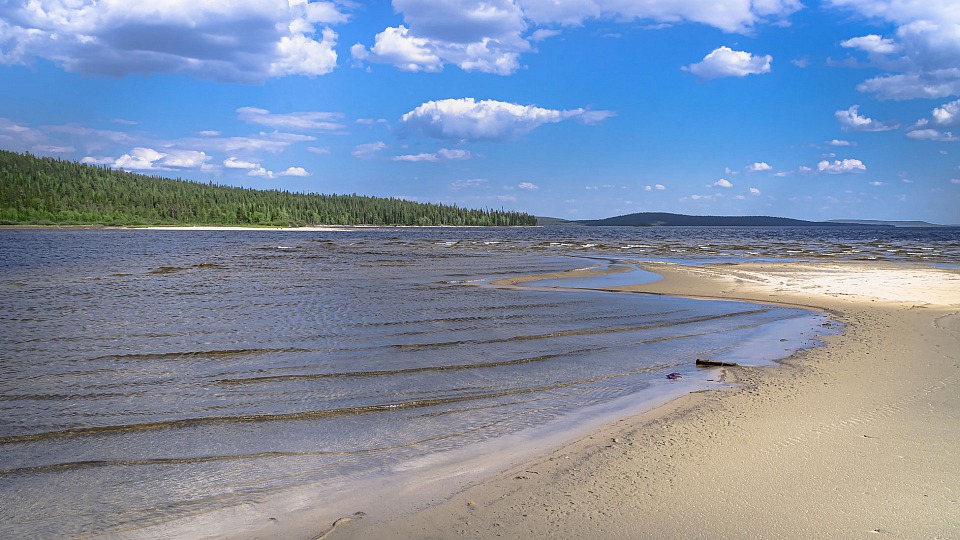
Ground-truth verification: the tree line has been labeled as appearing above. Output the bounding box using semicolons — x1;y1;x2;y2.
0;151;537;227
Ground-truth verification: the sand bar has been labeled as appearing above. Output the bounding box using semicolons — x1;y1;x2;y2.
325;261;960;539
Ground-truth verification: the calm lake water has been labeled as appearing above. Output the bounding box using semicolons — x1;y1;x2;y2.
0;226;956;538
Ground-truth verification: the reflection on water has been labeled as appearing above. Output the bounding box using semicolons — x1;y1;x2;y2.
2;225;952;537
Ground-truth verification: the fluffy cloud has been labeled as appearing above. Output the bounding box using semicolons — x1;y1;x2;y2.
0;0;347;82
932;100;960;126
107;147;211;171
224;157;259;169
835;105;900;131
682;46;772;79
351;0;528;75
829;0;960;100
160;150;210;168
400;98;614;141
712;178;733;188
113;148;168;171
237;107;345;132
353;0;800;74
644;184;667;191
249;165;310;178
749;187;761;194
748;162;772;171
518;182;539;190
351;26;443;72
828;139;856;146
817;159;867;174
223;157;309;177
906;99;960;141
840;34;900;54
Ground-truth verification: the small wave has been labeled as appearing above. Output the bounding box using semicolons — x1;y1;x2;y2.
216;349;596;386
393;308;771;351
0;364;677;446
93;347;313;362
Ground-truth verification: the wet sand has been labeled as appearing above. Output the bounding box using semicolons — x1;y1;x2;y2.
325;261;960;540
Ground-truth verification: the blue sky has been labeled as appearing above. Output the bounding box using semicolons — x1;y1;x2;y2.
1;0;959;223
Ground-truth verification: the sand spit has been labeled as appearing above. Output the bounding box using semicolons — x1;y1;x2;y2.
324;261;960;540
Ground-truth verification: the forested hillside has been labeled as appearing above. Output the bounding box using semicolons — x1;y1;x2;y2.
0;151;536;227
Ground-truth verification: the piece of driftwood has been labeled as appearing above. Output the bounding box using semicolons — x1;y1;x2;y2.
695;359;739;367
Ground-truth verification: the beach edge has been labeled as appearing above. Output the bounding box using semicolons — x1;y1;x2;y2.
323;261;960;539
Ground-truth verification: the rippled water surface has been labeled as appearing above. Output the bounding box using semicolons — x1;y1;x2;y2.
1;226;955;538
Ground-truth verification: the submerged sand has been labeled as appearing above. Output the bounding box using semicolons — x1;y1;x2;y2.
323;261;960;540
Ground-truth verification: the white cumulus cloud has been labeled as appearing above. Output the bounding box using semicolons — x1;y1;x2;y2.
828;139;855;146
932;100;960;126
113;147;167;171
829;0;960;100
683;46;772;79
817;159;867;174
110;147;210;171
835;105;900;132
712;178;733;188
840;34;900;54
249;165;310;178
0;0;348;82
351;26;443;72
518;182;539;190
353;0;800;75
400;98;614;142
748;162;772;171
160;150;210;168
351;0;528;75
224;157;259;169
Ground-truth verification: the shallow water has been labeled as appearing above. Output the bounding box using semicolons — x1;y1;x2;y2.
1;226;952;537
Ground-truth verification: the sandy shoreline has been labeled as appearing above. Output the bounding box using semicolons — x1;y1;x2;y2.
323;261;960;539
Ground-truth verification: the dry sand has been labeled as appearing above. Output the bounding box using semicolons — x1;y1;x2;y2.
323;261;960;540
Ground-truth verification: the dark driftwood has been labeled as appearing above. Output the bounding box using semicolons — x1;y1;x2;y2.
696;359;739;367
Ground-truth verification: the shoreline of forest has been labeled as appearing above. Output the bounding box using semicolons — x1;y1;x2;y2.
0;224;541;231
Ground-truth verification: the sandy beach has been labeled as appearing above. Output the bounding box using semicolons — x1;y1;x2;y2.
324;261;960;540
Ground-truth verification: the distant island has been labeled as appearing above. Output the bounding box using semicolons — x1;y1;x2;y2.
0;151;536;227
826;219;947;228
539;212;951;228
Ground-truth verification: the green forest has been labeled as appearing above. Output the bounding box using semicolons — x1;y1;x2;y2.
0;150;537;227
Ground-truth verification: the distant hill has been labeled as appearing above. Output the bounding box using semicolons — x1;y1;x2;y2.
576;212;882;227
828;219;949;228
535;216;582;226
